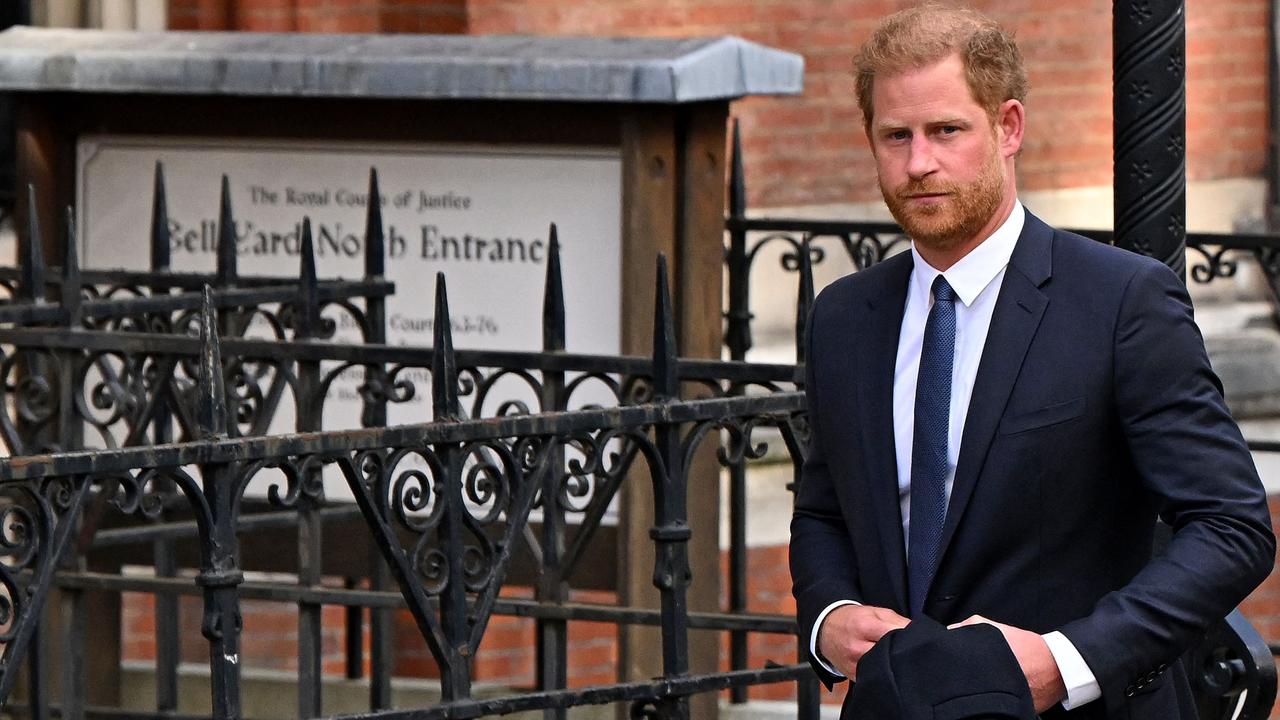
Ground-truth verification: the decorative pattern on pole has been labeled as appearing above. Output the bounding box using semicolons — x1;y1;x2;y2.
1113;0;1187;277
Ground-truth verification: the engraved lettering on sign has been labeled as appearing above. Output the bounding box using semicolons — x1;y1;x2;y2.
76;136;624;472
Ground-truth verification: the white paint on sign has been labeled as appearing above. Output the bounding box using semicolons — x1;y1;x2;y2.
77;136;624;505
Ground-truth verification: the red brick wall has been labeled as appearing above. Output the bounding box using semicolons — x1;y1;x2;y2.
466;0;1268;209
122;587;621;690
1238;495;1280;654
121;522;1280;711
1186;0;1270;181
123;594;356;674
171;0;1270;210
167;0;466;34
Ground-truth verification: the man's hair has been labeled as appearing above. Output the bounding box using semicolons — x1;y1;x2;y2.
854;4;1028;129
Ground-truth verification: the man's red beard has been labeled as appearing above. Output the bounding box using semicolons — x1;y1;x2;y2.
880;146;1005;254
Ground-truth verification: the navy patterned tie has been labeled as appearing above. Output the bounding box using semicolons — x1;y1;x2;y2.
907;275;956;618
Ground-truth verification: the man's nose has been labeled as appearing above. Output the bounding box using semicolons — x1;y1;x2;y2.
906;138;939;180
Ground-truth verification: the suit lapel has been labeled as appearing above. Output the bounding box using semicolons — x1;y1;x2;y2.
937;213;1054;565
856;252;913;612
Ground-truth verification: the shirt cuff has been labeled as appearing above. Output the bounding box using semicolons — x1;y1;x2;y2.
1042;630;1102;710
811;600;860;678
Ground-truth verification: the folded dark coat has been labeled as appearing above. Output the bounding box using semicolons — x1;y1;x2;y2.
843;617;1037;720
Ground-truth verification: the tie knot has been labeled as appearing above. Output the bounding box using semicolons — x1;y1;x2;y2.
931;275;955;303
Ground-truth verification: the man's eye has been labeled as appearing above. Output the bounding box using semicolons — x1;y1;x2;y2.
888;130;909;141
938;126;960;135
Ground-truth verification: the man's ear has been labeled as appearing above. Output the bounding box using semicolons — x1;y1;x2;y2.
995;99;1024;158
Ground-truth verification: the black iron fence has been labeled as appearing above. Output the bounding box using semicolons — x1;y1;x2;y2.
0;166;821;720
0;271;811;720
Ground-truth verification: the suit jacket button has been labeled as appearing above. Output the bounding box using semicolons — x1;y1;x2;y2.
1126;685;1137;697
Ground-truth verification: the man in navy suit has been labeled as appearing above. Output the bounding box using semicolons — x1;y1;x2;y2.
788;5;1276;718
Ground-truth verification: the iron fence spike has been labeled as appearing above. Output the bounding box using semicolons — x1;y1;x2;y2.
653;254;678;401
542;223;566;352
151;161;170;271
22;183;44;303
197;285;228;439
216;175;237;287
724;118;752;359
432;272;460;420
365;167;386;278
795;241;814;365
729;118;746;220
297;218;319;339
62;205;81;326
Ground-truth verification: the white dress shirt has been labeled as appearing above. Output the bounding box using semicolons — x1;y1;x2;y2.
809;202;1101;710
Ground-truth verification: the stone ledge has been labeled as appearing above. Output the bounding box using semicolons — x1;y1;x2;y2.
0;27;803;102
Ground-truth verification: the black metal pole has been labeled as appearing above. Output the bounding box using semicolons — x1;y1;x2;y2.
295;222;324;719
536;226;569;720
432;273;472;701
149;162;180;715
1113;0;1187;277
360;168;394;711
725;120;752;706
725;120;752;361
793;249;820;720
648;256;690;720
195;288;243;720
55;207;84;720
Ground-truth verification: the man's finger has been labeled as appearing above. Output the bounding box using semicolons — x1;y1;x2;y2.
876;609;910;629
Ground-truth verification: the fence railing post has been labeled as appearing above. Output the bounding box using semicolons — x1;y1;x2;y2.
793;245;820;720
795;238;814;366
16;183;48;719
195;286;244;720
145;160;183;715
431;272;472;701
55;205;85;720
724;119;752;361
294;220;325;718
20;183;43;305
360;168;395;711
54;207;79;450
646;255;691;720
536;225;569;720
724;119;754;705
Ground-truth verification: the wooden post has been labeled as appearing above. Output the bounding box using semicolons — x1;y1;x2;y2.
617;102;727;720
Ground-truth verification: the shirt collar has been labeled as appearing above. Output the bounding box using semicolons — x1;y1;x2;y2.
908;201;1025;307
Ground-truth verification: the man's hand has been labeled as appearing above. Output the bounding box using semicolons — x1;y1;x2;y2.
817;604;909;679
950;615;1067;713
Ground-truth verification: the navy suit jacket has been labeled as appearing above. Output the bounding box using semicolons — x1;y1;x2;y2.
789;212;1276;719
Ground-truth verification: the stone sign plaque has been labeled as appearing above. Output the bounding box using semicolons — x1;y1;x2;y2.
77;135;623;434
